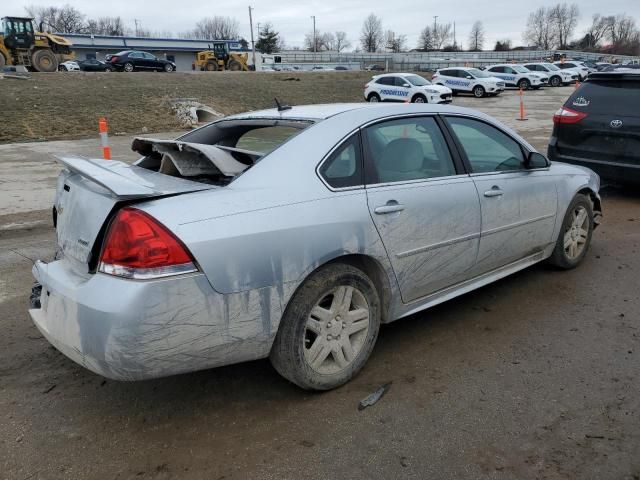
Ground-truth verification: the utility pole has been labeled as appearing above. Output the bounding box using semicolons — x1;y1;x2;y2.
311;15;316;54
248;6;256;69
453;21;456;50
433;15;438;32
134;19;140;37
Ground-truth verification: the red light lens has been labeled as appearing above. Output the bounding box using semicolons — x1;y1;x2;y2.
110;56;118;63
553;106;587;124
99;208;194;276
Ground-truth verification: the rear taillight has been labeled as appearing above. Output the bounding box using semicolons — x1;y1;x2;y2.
553;106;587;125
432;74;439;80
110;56;119;63
99;208;197;280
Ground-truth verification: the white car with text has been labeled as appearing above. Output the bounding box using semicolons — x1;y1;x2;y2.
364;73;453;103
484;64;547;89
523;63;577;87
432;67;505;98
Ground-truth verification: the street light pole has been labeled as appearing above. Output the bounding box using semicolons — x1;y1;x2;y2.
311;15;316;54
248;6;256;69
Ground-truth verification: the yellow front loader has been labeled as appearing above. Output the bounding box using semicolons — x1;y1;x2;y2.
193;42;249;72
0;16;74;72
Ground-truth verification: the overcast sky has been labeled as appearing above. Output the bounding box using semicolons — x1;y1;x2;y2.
12;0;640;49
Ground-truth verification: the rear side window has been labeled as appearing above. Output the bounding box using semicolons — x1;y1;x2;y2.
319;134;363;188
568;81;640;116
446;117;525;173
363;116;456;184
376;77;394;85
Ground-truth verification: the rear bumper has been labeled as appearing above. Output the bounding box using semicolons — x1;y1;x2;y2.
548;145;640;185
29;259;279;381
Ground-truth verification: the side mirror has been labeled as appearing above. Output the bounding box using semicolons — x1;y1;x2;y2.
466;75;473;79
526;151;549;169
402;83;411;88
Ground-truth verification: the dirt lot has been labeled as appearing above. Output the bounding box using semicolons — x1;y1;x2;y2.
1;77;639;479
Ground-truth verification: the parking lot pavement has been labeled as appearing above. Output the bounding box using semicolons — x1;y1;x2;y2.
1;87;639;479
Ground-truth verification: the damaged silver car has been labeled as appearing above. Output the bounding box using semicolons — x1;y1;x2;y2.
29;103;602;390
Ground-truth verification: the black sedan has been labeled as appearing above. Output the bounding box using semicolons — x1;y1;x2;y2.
106;50;176;72
78;59;113;72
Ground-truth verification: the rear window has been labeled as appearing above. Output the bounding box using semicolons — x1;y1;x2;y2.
235;126;301;153
568;81;640;116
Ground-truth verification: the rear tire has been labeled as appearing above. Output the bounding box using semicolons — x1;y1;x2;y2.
473;85;485;98
205;61;218;71
270;263;381;390
123;62;134;72
367;93;381;102
0;53;5;68
550;76;561;87
31;49;58;72
548;194;594;269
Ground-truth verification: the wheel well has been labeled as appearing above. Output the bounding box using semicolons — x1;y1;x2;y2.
368;92;380;99
325;254;393;323
412;93;426;101
578;187;602;218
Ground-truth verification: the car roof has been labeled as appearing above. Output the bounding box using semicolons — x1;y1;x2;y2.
223;103;492;123
374;72;421;77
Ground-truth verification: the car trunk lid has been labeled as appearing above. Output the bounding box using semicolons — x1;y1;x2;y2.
53;155;215;272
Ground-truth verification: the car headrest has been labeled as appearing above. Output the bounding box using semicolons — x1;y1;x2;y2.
379;138;423;173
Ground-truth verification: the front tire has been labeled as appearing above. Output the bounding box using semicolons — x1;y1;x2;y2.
31;49;58;72
518;78;531;90
270;263;381;390
411;94;427;103
473;85;486;98
548;194;594;269
550;76;561;87
228;60;242;71
367;93;381;102
164;63;174;72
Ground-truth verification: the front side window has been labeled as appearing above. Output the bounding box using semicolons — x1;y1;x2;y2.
405;74;430;86
143;52;156;60
364;117;456;184
446;117;525;173
319;134;363;188
468;68;491;78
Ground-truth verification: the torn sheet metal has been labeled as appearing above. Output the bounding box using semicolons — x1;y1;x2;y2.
131;137;249;177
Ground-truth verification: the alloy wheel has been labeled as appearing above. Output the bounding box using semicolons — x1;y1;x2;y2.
564;206;589;260
304;286;370;375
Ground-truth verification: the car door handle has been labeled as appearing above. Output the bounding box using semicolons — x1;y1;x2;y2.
374;202;405;214
484;187;504;197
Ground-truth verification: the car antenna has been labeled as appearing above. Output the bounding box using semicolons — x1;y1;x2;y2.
274;98;292;112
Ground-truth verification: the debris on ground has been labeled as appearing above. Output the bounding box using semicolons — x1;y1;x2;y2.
167;98;223;128
358;383;392;411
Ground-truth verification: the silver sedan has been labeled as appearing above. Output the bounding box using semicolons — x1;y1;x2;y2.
29;103;602;390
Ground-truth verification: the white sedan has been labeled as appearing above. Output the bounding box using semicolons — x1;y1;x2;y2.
58;60;80;72
364;73;453;103
432;67;505;98
523;63;577;87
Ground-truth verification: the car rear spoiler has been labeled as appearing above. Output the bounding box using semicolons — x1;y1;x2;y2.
54;155;214;199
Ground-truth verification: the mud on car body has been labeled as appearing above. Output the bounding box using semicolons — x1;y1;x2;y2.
432;67;505;98
29;103;601;391
364;73;453;103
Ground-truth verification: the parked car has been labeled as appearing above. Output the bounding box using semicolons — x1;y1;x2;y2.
106;50;176;72
365;64;385;71
364;72;452;103
334;65;349;71
553;61;590;81
29;103;601;390
484;64;547;89
523;63;576;86
432;67;505;97
548;71;640;185
58;60;79;71
78;58;113;72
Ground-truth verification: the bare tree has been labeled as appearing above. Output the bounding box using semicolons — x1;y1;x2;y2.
192;16;239;40
584;14;609;48
432;23;452;50
334;31;351;52
87;17;126;36
418;26;435;51
360;13;383;52
467;20;485;51
304;31;327;51
605;14;639;53
26;4;86;33
550;3;580;49
385;30;407;52
524;7;557;49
